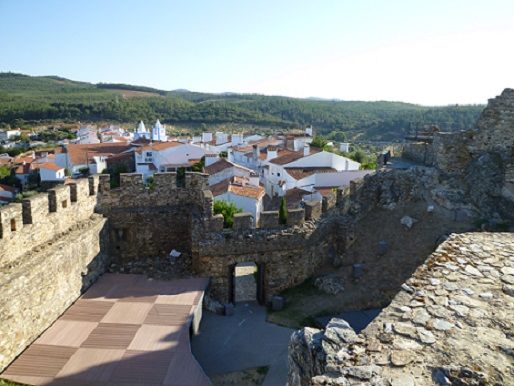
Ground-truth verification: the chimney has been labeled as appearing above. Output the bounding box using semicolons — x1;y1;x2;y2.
286;136;294;151
304;144;310;157
305;126;313;137
205;153;219;167
252;144;259;161
267;145;278;161
201;132;213;143
232;133;243;146
249;172;259;187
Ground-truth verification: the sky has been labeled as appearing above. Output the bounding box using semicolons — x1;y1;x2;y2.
1;0;514;105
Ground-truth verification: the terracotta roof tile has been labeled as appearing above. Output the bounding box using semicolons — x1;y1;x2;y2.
268;147;321;165
228;183;264;200
285;167;336;180
33;162;64;172
136;141;183;153
0;184;16;193
66;143;132;165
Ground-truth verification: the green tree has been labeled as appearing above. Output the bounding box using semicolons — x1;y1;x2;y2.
279;196;287;225
310;135;328;149
0;165;10;179
213;200;242;228
27;170;40;189
190;156;205;172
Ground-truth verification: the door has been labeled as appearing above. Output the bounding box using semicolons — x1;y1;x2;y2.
257;262;266;305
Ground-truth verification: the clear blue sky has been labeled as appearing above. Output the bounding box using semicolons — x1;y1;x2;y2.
1;0;513;104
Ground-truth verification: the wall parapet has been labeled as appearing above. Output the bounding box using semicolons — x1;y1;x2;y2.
0;176;100;265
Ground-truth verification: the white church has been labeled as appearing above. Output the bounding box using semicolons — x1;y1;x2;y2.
134;120;168;142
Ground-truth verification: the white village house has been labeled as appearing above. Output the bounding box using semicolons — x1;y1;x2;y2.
210;175;265;226
134;141;205;179
55;143;132;175
260;144;362;196
33;163;66;182
204;155;253;185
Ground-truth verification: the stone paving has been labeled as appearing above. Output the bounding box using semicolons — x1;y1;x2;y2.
288;232;514;385
192;303;293;386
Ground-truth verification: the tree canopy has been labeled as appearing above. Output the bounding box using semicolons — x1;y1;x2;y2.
0;73;485;141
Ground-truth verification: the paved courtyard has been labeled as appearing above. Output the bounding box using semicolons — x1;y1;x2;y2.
2;274;211;386
192;303;294;386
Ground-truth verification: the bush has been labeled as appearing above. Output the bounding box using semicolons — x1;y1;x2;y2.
279;196;287;225
213;200;242;228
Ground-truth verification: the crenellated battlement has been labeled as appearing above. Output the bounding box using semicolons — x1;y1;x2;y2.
97;172;210;211
0;176;98;265
0;176;100;265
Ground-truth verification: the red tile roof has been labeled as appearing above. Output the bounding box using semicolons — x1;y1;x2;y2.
268;147;321;165
66;143;132;165
285;167;336;180
0;184;17;193
209;177;264;200
32;162;64;172
135;141;183;153
204;158;232;175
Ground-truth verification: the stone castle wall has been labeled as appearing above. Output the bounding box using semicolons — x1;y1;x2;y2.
0;177;109;372
401;142;435;166
0;176;99;265
192;219;345;303
96;172;212;263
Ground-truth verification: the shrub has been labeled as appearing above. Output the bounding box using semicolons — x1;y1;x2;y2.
279;196;287;225
213;200;242;228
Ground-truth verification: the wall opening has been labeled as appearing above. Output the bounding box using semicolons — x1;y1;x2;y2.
62;200;68;208
10;219;16;232
232;262;260;303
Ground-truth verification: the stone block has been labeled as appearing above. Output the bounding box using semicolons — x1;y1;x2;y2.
322;191;336;212
0;203;23;239
260;211;279;228
98;174;111;193
88;175;99;196
186;172;208;190
232;212;253;230
120;173;144;188
154;172;177;188
272;296;284;311
378;240;388;256
353;263;365;279
287;208;305;226
48;185;70;213
224;303;234;316
210;214;224;231
22;194;49;224
304;201;322;221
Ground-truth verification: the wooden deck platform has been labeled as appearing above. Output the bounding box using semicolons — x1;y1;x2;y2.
1;274;212;386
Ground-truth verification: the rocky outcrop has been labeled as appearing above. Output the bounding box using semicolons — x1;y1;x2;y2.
287;232;514;385
287;327;326;386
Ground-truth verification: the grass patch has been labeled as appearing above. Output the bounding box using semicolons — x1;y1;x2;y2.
210;366;269;386
266;278;329;329
0;379;27;386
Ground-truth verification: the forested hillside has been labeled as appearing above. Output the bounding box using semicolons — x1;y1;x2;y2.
0;73;484;140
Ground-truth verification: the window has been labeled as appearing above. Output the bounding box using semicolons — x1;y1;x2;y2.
10;219;16;232
62;200;68;208
146;151;153;157
277;172;280;177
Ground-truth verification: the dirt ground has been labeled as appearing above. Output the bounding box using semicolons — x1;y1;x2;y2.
210;367;269;386
268;200;477;329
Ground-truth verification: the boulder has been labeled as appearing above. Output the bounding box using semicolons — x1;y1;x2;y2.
314;274;344;295
400;215;417;229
